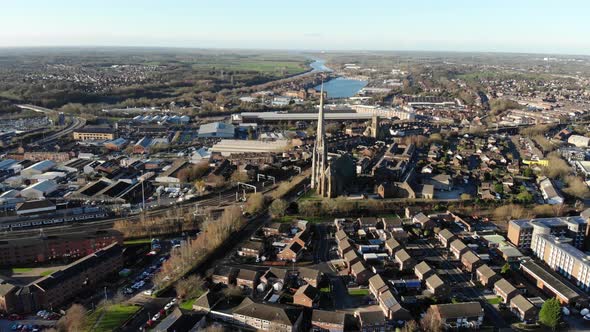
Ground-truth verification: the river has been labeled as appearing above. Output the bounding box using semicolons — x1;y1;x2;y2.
308;59;368;99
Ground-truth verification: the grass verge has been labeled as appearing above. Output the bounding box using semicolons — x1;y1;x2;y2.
486;297;502;305
123;238;152;245
85;304;140;332
348;288;370;296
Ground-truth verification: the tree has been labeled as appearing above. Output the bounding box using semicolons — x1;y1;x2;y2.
208;175;227;188
176;275;204;299
539;297;561;330
400;320;419;332
493;183;504;194
523;168;534;178
269;199;288;218
194;179;206;196
563;175;590;199
420;307;442;332
56;303;87;332
516;191;533;204
230;171;249;184
245;193;266;214
493;204;528;222
542;153;570;179
501;263;511;275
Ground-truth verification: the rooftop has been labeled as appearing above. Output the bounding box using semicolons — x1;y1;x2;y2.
233;298;302;326
520;258;584;301
432;302;483;319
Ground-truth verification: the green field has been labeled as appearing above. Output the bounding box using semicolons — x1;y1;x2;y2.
11;267;33;273
85;304;140;332
348;288;370;296
190;55;308;75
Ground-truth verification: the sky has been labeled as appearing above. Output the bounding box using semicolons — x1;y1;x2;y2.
1;0;590;55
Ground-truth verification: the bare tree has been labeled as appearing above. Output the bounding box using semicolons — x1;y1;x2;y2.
245;193;266;214
401;320;419;332
420;307;442;332
56;303;87;332
230;171;249;184
176;275;205;299
269;199;288;218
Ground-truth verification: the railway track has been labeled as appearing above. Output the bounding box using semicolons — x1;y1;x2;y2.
0;183;274;239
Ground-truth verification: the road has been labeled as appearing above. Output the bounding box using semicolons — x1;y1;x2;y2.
120;177;309;331
418;240;509;330
17;104;87;144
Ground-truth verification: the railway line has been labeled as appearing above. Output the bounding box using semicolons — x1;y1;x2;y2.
0;182;274;239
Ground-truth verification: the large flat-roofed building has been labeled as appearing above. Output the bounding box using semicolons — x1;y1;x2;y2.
508;216;587;250
73;127;116;141
520;258;586;305
568;135;590;148
197;122;235;138
20;160;56;178
21;180;58;199
210;139;289;157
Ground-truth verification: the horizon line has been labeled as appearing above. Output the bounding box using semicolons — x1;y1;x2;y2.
0;45;588;58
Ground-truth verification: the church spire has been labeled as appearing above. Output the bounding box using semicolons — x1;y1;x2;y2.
311;81;328;196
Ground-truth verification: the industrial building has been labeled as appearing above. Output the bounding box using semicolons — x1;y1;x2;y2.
197;122;235;138
20;180;58;199
20;160;56;178
210;139;289;156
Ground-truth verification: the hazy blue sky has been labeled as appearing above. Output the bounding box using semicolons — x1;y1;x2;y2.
1;0;589;54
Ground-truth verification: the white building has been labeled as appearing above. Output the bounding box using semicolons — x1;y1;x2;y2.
20;180;58;199
539;178;564;205
20;160;56;178
568;135;590;148
197;122;235;138
210;139;289;156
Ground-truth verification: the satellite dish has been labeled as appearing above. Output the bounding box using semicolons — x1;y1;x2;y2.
257;283;267;292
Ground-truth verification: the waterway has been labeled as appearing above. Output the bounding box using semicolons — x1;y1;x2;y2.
316;77;368;99
309;59;332;73
309;59;367;99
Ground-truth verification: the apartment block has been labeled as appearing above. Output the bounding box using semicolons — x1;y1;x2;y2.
0;243;123;313
531;234;590;292
508;216;587;250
